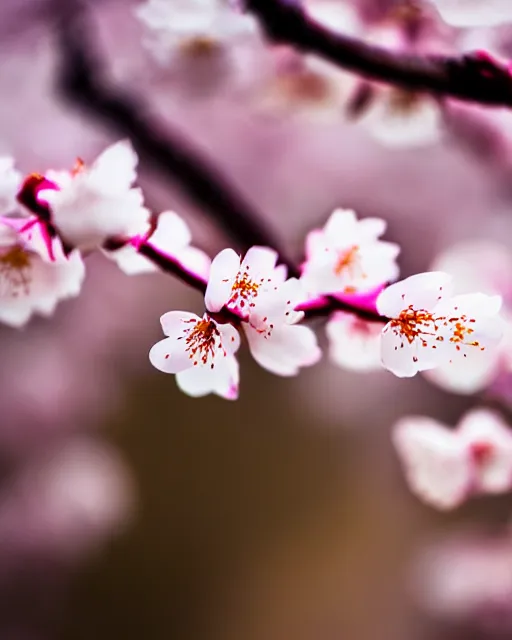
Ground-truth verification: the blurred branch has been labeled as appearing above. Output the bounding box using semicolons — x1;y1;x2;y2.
52;0;298;275
246;0;512;108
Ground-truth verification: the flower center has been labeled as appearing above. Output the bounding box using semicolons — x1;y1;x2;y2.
470;441;494;467
390;305;481;351
180;36;220;57
228;268;262;310
183;317;225;368
0;245;32;298
333;246;364;288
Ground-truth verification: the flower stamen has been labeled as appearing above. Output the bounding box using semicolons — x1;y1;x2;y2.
0;245;32;297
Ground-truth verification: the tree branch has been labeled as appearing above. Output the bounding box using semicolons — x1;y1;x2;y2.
246;0;512;108
52;0;298;276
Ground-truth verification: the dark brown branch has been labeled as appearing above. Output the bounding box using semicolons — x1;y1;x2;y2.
246;0;512;108
52;0;298;276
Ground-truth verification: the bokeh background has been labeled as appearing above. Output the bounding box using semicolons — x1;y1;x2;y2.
2;0;512;638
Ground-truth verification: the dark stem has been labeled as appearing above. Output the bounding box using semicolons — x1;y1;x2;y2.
53;0;298;276
246;0;512;108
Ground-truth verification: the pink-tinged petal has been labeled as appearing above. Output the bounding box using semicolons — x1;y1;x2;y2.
458;409;512;495
205;248;240;312
326;312;382;372
240;246;279;275
150;211;192;251
304;229;326;261
159;310;201;338
149;336;191;374
377;272;453;317
244;323;321;376
176;354;239;400
217;321;241;355
178;246;211;281
105;244;157;275
393;417;472;510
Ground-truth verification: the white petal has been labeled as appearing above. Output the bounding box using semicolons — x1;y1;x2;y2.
150;211;192;251
160;310;201;338
458;409;512;495
393;417;472;510
204;248;240;312
89;140;138;194
324;208;358;242
326;312;382;372
244;323;321;376
380;323;442;377
377;272;453;317
423;348;501;394
149;336;191;374
176;354;239;400
105;244;157;275
240;246;279;276
217;321;242;355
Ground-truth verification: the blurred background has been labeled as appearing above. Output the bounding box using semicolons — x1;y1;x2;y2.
2;0;512;638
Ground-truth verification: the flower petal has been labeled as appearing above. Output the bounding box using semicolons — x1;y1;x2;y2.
204;248;240;312
393;416;472;510
176;354;239;400
149;336;191;374
377;272;453;317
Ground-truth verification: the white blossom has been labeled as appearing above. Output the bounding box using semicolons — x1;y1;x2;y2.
136;0;257;64
393;408;512;510
205;247;321;375
301;209;400;297
428;0;512;27
38;141;150;251
326;311;382;372
149;311;240;399
377;272;503;378
106;210;211;279
0;157;22;216
0;217;85;328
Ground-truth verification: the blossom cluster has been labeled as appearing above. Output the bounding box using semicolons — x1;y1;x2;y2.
0;140;505;402
3;139;512;519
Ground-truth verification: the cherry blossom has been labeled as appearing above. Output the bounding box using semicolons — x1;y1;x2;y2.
0;157;22;216
205;247;321;375
427;0;512;27
393;408;512;510
0;217;85;328
37;141;150;251
301;209;400;298
377;271;503;378
149;311;241;399
326;312;382;372
106;210;211;279
135;0;257;64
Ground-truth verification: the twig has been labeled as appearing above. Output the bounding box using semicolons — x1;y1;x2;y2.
246;0;512;108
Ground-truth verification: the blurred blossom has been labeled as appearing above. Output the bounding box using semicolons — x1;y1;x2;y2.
0;436;134;562
135;0;258;65
412;530;512;632
427;0;512;28
326;311;382;372
0;217;85;328
426;241;512;393
393;408;512;509
0;157;21;215
39;140;150;252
